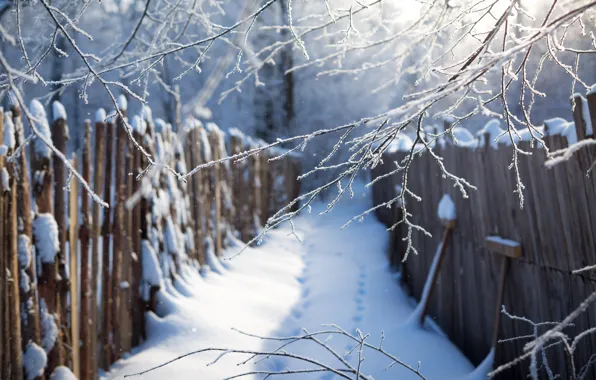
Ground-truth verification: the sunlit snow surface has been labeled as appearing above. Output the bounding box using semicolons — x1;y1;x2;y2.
106;185;478;380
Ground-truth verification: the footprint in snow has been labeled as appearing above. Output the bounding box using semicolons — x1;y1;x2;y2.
295;273;307;284
291;307;303;320
302;287;311;298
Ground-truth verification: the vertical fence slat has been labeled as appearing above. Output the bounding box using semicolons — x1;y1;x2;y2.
51;109;70;358
13;105;44;380
0;102;302;379
111;114;127;361
33;105;64;378
68;155;80;378
0;108;7;380
79;121;92;380
100;120;115;370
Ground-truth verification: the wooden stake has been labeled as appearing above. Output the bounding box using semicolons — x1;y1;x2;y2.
100;121;115;370
13;106;44;380
111;113;128;361
484;236;522;348
130;131;143;346
418;219;456;325
33;113;64;378
90;117;106;380
7;140;24;380
51;115;70;352
79;122;92;380
68;155;80;378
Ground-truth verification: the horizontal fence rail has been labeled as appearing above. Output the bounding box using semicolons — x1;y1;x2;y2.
0;101;300;380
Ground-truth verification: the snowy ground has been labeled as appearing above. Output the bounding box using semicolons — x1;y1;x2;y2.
107;187;480;380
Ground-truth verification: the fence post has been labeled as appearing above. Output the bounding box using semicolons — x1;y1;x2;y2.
189;127;206;266
259;144;270;226
0;107;6;380
198;127;213;256
572;94;589;141
12;105;44;380
207;124;223;256
90;110;107;380
68;154;80;378
100;119;115;370
51;102;70;354
587;91;596;138
248;139;261;240
229;132;245;238
31;101;65;378
4;110;24;380
120;125;135;354
79;121;92;380
111;112;128;361
131;129;143;346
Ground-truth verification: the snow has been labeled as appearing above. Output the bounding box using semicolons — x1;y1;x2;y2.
544;117;577;144
18;234;32;269
0;145;7;156
205;236;225;274
142;105;153;123
52;100;67;121
23;342;47;380
142;240;164;288
407;241;444;326
228;127;245;139
387;134;413;153
449;127;478;148
464;348;494;380
49;366;77;380
477;118;505;149
574;94;593;136
1;167;9;192
486;235;520;247
117;94;128;111
155;118;167;134
164;217;180;255
33;213;60;263
108;184;476;380
193;106;213;120
198;128;212;162
30;99;53;159
39;299;59;353
95;108;107;123
438;194;456;221
132;115;147;136
3;111;15;150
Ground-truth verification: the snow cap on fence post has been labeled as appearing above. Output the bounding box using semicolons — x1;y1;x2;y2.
132;115;147;136
95;108;107;124
33;213;60;263
30;99;53;160
52;101;67;122
3;111;15;151
438;194;456;228
117;94;128;112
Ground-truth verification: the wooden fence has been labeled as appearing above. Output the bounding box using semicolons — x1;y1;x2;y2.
0;101;300;380
371;92;596;379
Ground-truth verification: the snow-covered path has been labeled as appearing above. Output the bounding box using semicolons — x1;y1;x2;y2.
107;188;477;380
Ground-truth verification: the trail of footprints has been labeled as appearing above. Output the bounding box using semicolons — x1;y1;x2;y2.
290;250;369;379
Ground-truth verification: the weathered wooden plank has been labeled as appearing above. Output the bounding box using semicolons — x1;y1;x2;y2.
68;155;80;378
485;236;522;259
79;122;92;380
100;120;115;370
